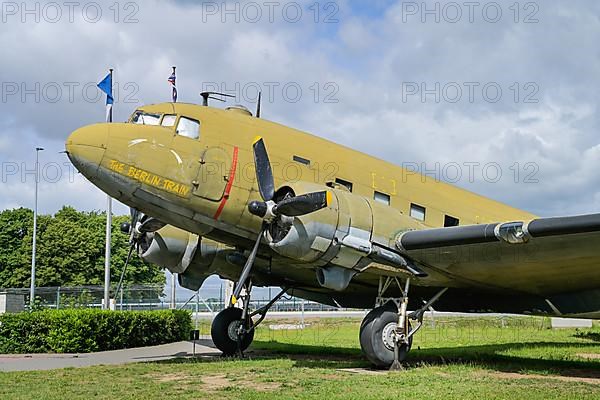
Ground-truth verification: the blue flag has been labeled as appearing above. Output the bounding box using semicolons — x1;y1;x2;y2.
97;73;113;105
97;72;113;123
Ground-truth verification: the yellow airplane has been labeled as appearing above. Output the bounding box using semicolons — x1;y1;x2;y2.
66;96;600;368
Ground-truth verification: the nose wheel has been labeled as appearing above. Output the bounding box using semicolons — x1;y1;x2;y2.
211;307;255;355
211;285;288;356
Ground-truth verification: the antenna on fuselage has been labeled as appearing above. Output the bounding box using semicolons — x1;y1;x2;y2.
200;91;235;106
256;91;261;118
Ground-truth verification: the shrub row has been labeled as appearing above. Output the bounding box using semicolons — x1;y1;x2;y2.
0;309;192;353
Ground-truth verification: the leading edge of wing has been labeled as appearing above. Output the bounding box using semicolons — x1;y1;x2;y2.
397;213;600;251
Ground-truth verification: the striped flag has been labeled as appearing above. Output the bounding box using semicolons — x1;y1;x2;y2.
97;72;113;123
168;67;177;102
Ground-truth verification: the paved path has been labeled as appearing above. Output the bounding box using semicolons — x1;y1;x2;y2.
0;339;219;372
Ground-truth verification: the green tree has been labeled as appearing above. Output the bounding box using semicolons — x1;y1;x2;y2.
0;207;165;290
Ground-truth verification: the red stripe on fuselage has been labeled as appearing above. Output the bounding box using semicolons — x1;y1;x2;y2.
213;146;239;220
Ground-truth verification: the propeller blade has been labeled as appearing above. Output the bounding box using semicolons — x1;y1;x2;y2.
252;137;275;201
256;91;261;118
138;216;166;233
273;191;331;217
230;225;265;305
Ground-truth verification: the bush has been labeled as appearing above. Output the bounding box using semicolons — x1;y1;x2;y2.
0;309;192;353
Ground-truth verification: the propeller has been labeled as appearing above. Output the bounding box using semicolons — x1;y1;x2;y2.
119;210;166;240
115;210;166;297
229;137;331;305
247;137;330;221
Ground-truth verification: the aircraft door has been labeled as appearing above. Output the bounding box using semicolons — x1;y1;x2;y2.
192;146;233;201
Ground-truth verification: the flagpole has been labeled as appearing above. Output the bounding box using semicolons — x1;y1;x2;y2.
170;66;177;103
103;68;113;310
169;66;178;304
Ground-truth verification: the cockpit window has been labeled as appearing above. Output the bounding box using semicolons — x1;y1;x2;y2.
161;114;177;127
176;117;200;139
131;111;161;125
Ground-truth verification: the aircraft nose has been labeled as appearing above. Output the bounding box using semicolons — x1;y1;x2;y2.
65;123;109;178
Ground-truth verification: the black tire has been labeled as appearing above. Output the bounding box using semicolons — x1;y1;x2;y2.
359;304;412;368
211;307;255;355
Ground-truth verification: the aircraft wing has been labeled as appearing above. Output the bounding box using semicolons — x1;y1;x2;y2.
396;213;600;297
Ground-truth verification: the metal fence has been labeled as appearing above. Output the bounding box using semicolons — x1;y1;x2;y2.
0;285;345;314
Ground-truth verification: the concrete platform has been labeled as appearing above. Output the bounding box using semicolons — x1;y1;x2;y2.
0;339;219;372
551;317;593;329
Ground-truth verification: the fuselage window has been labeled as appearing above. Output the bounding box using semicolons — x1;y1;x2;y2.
131;111;161;126
335;178;353;192
293;155;310;166
410;203;426;221
444;215;460;227
161;114;177;127
176;117;200;139
374;191;391;205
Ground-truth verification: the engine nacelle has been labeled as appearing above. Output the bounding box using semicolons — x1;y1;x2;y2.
266;182;425;290
139;225;198;273
139;225;236;291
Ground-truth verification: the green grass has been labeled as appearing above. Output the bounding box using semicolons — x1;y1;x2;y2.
1;316;600;399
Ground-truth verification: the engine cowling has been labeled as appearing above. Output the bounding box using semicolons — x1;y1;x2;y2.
139;225;237;291
265;182;425;290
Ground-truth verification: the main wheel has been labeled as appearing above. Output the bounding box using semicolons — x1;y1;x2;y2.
211;307;255;355
359;304;412;368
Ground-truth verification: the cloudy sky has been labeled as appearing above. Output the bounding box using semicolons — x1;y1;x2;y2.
0;0;600;219
2;0;598;297
1;0;599;219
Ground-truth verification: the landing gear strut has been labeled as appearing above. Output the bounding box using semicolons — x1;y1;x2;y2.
359;276;447;370
210;282;288;356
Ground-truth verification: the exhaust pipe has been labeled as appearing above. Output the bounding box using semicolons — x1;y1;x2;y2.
316;266;356;291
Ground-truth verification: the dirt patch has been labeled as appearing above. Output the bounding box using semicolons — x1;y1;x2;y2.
246;380;281;391
201;374;281;392
202;375;233;390
147;372;192;383
577;353;600;360
477;370;600;385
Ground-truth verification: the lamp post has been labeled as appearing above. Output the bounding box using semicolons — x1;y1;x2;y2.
30;147;44;308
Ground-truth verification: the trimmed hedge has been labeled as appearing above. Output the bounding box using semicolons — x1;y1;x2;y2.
0;309;192;354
